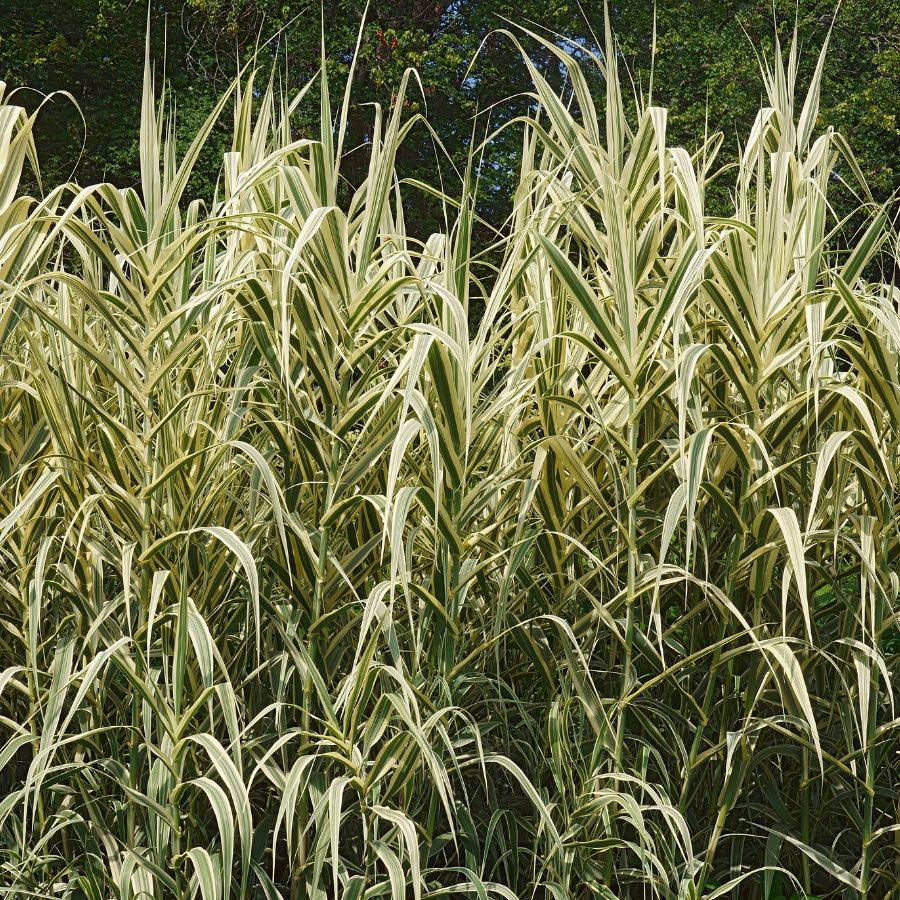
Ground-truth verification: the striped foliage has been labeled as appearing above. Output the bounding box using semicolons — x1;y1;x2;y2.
0;19;897;900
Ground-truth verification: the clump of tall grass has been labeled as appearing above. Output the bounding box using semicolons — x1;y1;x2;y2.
0;15;897;900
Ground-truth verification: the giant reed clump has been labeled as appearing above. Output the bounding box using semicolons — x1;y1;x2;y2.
0;17;897;900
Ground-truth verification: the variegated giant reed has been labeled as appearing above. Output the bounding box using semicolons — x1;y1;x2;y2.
0;13;897;900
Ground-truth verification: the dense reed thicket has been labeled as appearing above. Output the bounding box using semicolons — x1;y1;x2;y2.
0;17;897;900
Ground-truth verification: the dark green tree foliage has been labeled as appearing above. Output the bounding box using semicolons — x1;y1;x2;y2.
1;1;897;233
0;2;221;191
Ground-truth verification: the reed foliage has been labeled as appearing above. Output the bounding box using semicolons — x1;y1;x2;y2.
0;17;897;900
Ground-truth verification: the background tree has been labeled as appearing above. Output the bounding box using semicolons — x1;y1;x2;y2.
1;0;897;236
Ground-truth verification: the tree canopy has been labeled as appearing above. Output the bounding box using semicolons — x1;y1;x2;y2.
1;0;897;234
